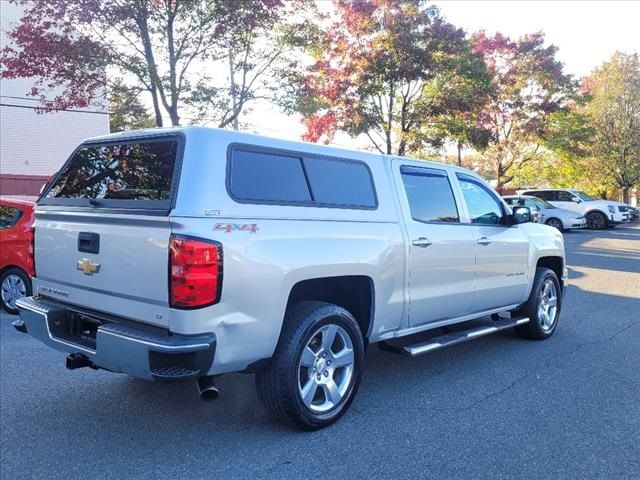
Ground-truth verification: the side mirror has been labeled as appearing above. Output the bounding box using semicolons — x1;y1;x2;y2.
572;197;581;203
506;206;532;225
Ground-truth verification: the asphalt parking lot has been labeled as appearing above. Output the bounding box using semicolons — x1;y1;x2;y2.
1;224;639;479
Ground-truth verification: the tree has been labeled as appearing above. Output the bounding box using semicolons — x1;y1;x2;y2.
108;81;155;132
0;0;291;127
471;31;574;191
582;52;640;203
284;0;491;156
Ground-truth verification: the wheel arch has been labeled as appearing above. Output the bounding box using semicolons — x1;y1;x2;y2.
585;209;609;219
544;216;562;225
284;275;375;342
0;264;29;278
536;256;565;291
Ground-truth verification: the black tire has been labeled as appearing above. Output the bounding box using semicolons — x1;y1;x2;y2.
0;267;32;315
586;211;607;230
513;267;562;340
256;301;365;430
545;217;564;231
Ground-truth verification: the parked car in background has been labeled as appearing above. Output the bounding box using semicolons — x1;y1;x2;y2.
627;205;639;221
0;198;35;314
503;195;586;231
519;188;630;229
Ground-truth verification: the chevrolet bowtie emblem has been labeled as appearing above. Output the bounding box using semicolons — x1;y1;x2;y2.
77;258;101;275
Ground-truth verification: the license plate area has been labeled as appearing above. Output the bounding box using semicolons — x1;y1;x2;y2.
48;311;106;351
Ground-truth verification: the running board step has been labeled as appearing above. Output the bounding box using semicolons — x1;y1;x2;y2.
379;317;530;357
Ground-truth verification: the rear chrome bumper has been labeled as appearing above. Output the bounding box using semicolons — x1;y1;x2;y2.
15;296;216;381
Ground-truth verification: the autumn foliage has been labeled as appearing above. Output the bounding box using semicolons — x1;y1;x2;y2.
1;0;637;197
470;31;574;189
292;0;491;155
1;0;287;126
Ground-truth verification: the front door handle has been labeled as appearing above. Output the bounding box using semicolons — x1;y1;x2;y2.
412;237;433;247
476;237;492;246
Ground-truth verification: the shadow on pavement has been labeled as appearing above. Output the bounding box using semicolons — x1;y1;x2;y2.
563;225;640;274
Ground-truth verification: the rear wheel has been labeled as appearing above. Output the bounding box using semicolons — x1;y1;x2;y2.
256;301;365;430
545;217;564;231
587;211;607;230
513;267;561;340
0;268;31;315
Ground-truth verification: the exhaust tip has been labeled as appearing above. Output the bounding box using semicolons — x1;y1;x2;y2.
197;376;219;401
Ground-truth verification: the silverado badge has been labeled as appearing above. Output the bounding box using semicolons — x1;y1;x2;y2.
77;258;101;275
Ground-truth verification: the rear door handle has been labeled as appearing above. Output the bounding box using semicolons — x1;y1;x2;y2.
412;237;433;247
476;237;492;246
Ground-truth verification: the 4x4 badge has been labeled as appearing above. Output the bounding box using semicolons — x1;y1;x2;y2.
77;258;101;275
214;223;259;233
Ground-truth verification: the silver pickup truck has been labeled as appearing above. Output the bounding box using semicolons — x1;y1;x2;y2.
15;127;567;429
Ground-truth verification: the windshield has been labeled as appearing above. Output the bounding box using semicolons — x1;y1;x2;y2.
573;191;598;202
530;197;555;209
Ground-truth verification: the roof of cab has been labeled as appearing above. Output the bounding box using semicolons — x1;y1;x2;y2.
79;126;461;173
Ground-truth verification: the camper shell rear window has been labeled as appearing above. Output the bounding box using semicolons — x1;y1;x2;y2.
39;135;183;212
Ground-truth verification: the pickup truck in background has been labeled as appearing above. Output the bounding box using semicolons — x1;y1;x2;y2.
14;127;567;429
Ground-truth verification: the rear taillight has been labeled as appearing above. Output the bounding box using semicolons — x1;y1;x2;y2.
27;225;35;276
169;235;222;309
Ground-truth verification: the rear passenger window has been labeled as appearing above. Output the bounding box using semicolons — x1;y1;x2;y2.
556;191;574;202
527;191;554;201
0;206;22;230
228;146;377;208
400;166;459;223
303;157;376;207
229;150;311;203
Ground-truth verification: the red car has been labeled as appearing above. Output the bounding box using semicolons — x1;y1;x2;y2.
0;197;35;314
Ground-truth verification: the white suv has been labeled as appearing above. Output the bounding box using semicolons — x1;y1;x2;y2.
520;189;629;229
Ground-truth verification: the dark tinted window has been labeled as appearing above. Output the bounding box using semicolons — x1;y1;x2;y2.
0;206;22;230
45;140;178;202
526;190;555;201
229;147;377;208
304;157;376;207
401;166;459;223
556;190;575;201
457;174;503;224
230;149;311;202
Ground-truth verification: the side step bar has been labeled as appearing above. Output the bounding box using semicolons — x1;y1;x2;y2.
379;317;530;357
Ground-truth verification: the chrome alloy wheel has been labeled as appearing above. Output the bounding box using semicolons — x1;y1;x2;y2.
1;274;27;310
297;324;355;413
537;279;558;332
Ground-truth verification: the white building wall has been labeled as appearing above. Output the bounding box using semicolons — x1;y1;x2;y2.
0;0;109;179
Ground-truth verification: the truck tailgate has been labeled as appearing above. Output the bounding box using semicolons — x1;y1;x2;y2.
34;210;171;328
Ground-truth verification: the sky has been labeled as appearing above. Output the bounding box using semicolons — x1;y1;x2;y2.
3;0;638;142
434;0;640;78
248;0;640;142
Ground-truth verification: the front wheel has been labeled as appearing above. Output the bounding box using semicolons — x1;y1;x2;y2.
513;267;562;340
587;211;607;230
545;217;564;231
256;301;365;430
